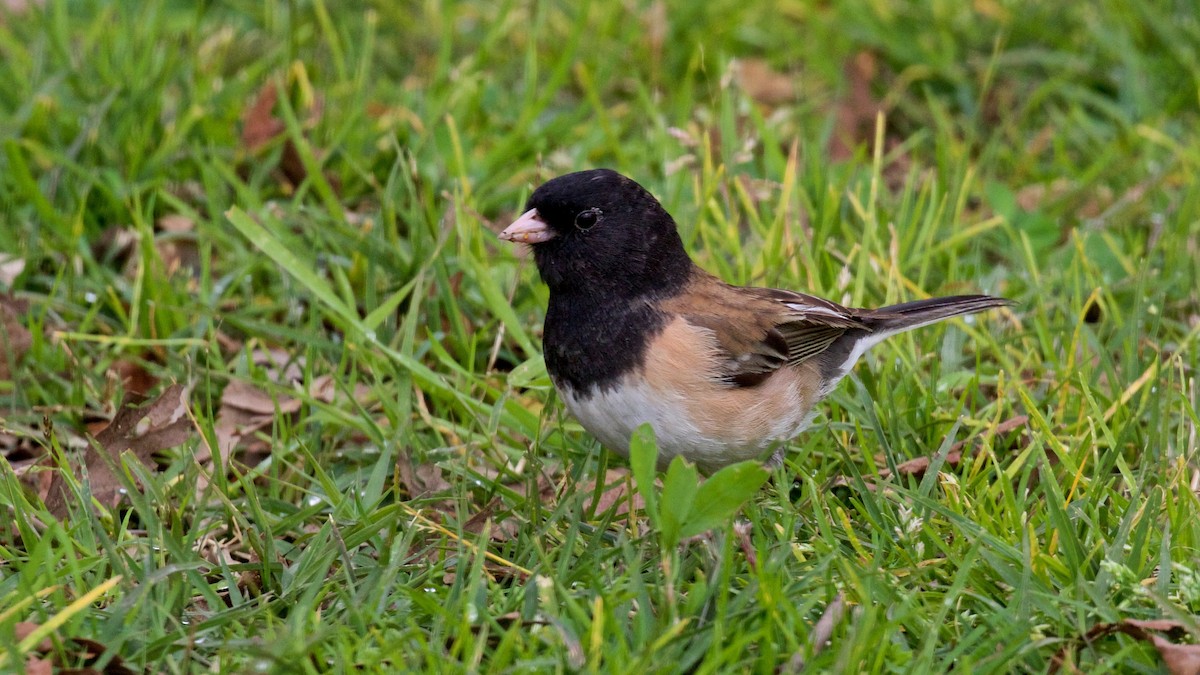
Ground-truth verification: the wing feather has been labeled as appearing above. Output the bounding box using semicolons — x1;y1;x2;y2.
663;277;874;388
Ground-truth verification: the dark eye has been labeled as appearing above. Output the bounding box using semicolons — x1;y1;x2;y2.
574;208;602;231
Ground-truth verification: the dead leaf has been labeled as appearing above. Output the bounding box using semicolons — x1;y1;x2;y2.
24;656;53;675
579;468;643;518
252;348;305;385
309;373;373;406
11;621;138;675
1;0;45;18
241;81;284;152
643;0;667;61
239;79;332;190
397;452;451;500
110;358;158;397
0;252;24;286
91;226;138;269
829;51;883;161
733;520;757;568
208;379;302;466
732;58;795;106
462;496;520;542
833;416;1029;488
154;214;200;278
44;383;192;518
783;593;848;673
0;293;33;381
1050;617;1200;675
1016;178;1114;220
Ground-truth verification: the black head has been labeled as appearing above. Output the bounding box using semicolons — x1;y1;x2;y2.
499;169;693;297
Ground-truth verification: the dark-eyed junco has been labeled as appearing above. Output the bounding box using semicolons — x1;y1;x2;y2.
500;169;1010;473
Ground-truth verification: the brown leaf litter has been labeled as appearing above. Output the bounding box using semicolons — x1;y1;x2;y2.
44;383;193;519
11;621;138;675
1050;617;1200;675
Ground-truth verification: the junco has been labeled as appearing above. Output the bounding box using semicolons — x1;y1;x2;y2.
500;169;1010;473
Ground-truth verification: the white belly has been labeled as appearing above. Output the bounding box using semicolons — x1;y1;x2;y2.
553;317;823;472
559;374;816;472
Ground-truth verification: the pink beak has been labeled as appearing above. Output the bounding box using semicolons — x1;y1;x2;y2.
499;209;557;244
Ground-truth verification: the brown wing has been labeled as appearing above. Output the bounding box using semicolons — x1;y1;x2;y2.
661;276;871;387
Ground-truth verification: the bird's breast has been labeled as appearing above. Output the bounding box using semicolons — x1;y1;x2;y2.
556;317;822;472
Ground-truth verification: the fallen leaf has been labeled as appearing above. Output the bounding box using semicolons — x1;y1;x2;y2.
1016;178;1114;220
309;373;373;406
0;293;33;381
579;468;643;518
208;379;302;466
110;358;158;397
732;58;795;106
24;657;53;675
829;50;883;161
239;79;332;190
154;214;201;278
1051;617;1200;675
462;496;520;542
0;252;24;286
1;0;45;18
643;0;667;61
397;451;451;501
10;621;138;675
783;593;849;673
91;225;138;270
44;383;192;518
241;81;284;152
833;416;1029;488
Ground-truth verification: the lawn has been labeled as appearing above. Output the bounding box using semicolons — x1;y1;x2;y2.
2;0;1199;672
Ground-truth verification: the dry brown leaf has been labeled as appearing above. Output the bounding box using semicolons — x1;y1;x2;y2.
579;468;643;518
834;416;1029;488
1016;178;1114;220
154;214;201;278
462;496;520;542
13;620;138;674
24;656;53;675
1051;617;1200;675
0;252;24;286
221;379;302;416
241;82;284;152
239;80;331;190
309;373;373;406
208;379;302;466
251;348;305;385
0;293;33;381
397;452;452;500
110;358;158;397
1;0;44;18
783;593;848;673
733;58;795;106
829;51;883;161
44;383;192;519
643;0;667;61
91;225;138;269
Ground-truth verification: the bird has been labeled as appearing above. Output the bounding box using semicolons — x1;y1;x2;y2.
499;169;1010;474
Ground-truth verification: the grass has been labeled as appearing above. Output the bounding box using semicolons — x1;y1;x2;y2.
1;0;1199;672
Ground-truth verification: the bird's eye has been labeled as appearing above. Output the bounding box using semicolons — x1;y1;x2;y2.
574;208;602;231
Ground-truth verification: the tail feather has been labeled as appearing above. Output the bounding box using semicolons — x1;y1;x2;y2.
815;294;1011;386
861;294;1013;333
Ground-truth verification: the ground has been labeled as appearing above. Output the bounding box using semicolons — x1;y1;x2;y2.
1;1;1199;672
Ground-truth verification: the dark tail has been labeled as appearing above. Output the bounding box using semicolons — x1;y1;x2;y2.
861;294;1013;333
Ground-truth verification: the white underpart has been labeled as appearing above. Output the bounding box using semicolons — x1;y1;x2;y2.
822;315;964;395
822;332;891;395
560;376;813;468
